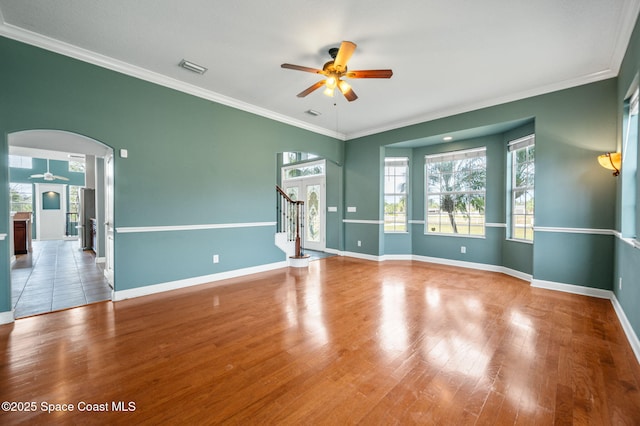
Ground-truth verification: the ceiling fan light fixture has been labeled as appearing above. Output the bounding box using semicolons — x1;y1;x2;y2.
325;76;337;90
179;59;207;75
323;87;335;97
338;80;352;94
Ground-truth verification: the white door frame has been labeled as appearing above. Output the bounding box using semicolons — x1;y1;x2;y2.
282;160;326;252
104;154;115;285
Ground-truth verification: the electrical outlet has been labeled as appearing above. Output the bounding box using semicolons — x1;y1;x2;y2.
213;254;219;264
619;277;623;290
357;240;362;247
461;246;466;254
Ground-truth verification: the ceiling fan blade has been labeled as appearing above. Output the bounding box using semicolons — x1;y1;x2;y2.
53;175;70;181
281;63;325;75
337;80;357;102
297;80;326;98
29;174;45;179
341;86;358;102
346;69;393;79
333;41;356;72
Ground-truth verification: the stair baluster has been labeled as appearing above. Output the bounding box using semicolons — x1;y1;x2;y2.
276;185;305;258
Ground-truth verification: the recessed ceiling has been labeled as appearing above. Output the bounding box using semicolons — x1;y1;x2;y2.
1;1;638;140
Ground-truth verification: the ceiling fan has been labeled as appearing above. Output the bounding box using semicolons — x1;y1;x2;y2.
281;41;393;102
29;159;69;181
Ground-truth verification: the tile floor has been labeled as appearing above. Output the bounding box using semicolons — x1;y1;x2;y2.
11;240;112;318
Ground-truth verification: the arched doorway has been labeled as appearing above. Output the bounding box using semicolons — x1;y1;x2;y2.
8;130;114;318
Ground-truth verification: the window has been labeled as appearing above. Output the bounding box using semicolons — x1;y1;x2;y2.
8;155;32;169
384;157;408;232
508;135;535;241
68;186;81;214
69;160;86;173
10;183;33;212
282;152;318;165
621;89;638;238
425;147;486;236
282;160;325;180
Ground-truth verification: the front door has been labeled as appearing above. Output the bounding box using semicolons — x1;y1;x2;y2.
35;183;67;240
283;176;325;252
104;154;115;286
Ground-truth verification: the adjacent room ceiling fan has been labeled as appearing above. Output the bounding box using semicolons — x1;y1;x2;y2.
281;41;393;102
29;159;69;181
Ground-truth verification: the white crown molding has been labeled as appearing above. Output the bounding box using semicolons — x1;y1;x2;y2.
0;22;346;141
113;260;287;301
116;221;276;234
3;7;634;143
610;0;640;76
345;69;617;140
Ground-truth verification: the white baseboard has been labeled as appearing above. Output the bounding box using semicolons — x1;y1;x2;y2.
340;250;382;262
10;255;16;265
531;279;639;365
611;294;640;364
411;255;532;282
531;279;613;299
113;261;288;301
0;310;15;325
325;249;533;283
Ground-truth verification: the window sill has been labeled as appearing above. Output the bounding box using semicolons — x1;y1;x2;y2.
506;238;533;245
424;232;486;239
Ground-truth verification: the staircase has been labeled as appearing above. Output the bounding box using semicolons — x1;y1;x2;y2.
275;185;310;267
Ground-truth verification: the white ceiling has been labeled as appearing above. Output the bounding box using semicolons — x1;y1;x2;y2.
1;1;639;140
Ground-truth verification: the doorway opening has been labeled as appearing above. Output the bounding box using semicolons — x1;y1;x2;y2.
281;159;326;253
8;130;114;318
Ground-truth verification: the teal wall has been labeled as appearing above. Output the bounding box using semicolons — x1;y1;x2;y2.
411;135;505;265
9;158;85;186
345;79;617;288
325;160;344;251
382;147;412;255
1;18;639;347
9;158;85;238
0;36;343;312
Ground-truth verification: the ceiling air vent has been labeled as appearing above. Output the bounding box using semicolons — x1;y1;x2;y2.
179;59;207;75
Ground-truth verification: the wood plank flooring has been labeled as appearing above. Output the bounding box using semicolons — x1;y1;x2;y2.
1;257;639;424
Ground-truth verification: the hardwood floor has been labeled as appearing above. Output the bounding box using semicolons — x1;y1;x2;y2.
1;257;639;424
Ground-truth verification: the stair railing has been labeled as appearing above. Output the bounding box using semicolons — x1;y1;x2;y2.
276;185;305;258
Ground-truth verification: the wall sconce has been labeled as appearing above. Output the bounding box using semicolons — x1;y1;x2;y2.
597;152;622;176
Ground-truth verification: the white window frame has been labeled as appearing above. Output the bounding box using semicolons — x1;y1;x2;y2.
281;159;325;181
508;135;535;243
68;160;86;173
10;183;33;213
384;157;409;233
425;147;487;237
9;155;32;169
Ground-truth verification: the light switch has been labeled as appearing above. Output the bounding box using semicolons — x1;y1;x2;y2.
120;149;128;158
347;206;357;213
